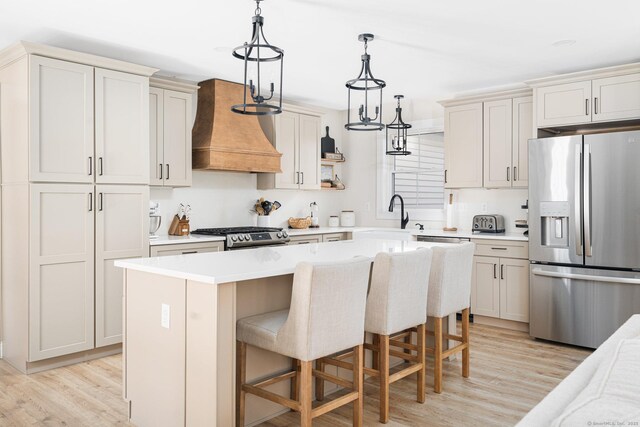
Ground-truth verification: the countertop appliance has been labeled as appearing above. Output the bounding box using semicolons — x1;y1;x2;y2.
529;130;640;349
472;214;505;233
191;227;290;250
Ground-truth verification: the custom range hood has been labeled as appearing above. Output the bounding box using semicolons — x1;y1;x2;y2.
192;79;282;173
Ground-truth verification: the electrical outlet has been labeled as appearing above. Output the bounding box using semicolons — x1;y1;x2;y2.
481;203;488;213
365;202;371;212
161;303;171;329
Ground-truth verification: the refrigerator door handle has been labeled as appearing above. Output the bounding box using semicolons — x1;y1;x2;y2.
574;144;583;256
531;268;640;285
584;144;592;257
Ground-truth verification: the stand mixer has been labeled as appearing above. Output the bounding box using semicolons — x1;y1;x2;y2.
149;201;161;239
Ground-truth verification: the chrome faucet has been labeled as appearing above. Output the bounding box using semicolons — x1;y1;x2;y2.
388;194;409;229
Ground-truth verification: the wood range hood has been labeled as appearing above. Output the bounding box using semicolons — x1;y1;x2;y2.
192;79;282;173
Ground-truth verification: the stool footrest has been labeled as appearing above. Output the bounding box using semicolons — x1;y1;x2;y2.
311;391;359;419
251;370;297;389
312;369;353;390
242;384;300;412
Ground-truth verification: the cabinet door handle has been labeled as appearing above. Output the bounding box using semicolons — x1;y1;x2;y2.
159;163;163;180
165;164;170;180
444;170;448;184
585;99;589;116
513;166;517;181
506;167;510;181
493;264;497;279
301;172;304;185
88;157;93;176
594;97;598;114
89;193;93;212
501;264;504;280
99;193;103;212
98;157;104;176
296;171;300;184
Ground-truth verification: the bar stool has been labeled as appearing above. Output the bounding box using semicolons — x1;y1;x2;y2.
316;249;433;424
426;242;475;393
235;257;372;427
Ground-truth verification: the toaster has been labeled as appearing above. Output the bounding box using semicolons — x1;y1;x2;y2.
472;215;505;233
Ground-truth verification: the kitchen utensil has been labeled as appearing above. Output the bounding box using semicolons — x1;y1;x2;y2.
288;217;312;229
321;126;335;155
272;201;281;211
261;200;272;215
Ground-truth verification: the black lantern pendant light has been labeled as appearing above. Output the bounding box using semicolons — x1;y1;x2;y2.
386;95;412;156
345;33;386;131
231;0;283;116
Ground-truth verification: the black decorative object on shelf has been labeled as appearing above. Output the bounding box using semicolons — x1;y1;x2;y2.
345;33;386;131
321;126;336;155
386;95;412;156
231;0;283;116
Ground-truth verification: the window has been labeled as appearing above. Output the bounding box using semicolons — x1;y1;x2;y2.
391;132;445;210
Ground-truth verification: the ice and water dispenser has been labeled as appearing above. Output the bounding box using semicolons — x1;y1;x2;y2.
539;201;570;248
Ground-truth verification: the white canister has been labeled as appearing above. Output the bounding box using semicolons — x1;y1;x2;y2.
257;215;271;227
328;216;339;227
340;210;355;227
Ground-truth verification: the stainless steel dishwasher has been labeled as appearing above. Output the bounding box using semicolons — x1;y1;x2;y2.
416;235;471;244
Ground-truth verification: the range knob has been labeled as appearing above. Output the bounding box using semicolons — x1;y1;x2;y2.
277;232;283;238
231;235;238;242
282;231;288;238
237;235;244;241
245;234;251;240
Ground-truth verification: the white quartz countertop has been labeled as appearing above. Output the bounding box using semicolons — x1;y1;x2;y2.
117;238;455;285
149;226;527;246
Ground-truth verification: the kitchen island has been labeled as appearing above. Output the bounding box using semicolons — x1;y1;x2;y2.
115;238;452;427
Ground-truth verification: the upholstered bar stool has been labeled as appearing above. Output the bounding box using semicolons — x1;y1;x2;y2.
316;249;433;424
426;242;475;393
235;257;372;427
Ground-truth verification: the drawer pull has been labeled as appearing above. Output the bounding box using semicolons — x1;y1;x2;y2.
490;247;508;250
182;251;198;254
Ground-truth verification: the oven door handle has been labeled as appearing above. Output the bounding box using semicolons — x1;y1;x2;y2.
531;269;640;285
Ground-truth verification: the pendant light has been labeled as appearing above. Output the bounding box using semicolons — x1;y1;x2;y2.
386;95;412;156
231;0;283;116
345;33;386;131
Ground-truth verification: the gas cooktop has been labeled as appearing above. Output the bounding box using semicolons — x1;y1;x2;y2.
191;227;290;250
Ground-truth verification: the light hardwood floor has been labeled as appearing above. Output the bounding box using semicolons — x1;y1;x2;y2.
0;323;590;427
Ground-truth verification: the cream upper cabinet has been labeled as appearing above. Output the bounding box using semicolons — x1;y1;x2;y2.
512;96;533;187
95;68;149;184
444;103;483;188
536;81;592;127
483;99;512;188
29;184;95;361
471;256;500;318
274;111;299;189
149;87;164;186
149;85;194;187
499;258;529;323
259;109;321;190
298;113;321;190
592;73;640;122
29;56;95;183
95;185;149;348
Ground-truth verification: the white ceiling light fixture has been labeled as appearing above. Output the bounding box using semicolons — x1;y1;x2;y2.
345;33;386;131
231;0;284;116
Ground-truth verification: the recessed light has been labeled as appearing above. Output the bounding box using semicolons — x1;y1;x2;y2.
551;39;577;47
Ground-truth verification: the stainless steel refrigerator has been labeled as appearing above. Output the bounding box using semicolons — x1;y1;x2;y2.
529;130;640;348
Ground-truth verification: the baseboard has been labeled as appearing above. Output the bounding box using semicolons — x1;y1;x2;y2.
473;315;529;332
24;344;122;374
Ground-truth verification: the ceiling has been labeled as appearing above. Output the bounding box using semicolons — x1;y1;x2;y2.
1;0;639;110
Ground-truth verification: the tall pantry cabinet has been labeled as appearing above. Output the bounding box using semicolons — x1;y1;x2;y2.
0;42;156;373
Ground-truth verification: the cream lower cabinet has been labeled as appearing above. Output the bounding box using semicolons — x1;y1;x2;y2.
29;184;95;361
28;184;148;362
95;185;149;347
150;241;224;257
287;235;322;245
471;239;529;324
258;108;321;190
149;80;196;187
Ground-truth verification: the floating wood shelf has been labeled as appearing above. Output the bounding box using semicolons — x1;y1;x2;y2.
321;158;346;163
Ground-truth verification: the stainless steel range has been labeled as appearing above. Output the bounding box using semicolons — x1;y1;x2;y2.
191;227;290;250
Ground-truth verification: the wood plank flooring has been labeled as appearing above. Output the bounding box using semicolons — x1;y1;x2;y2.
0;323;591;426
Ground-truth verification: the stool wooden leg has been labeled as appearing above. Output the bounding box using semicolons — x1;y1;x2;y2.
300;360;313;427
462;308;470;378
236;341;247;427
372;333;380;371
403;331;412;363
379;334;390;423
353;344;364;427
291;358;300;404
315;358;325;401
434;317;443;394
417;324;426;403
